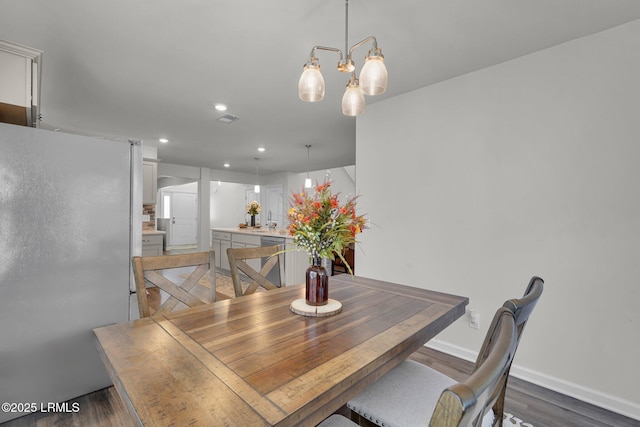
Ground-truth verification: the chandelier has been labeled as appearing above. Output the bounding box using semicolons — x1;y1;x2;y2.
298;0;388;116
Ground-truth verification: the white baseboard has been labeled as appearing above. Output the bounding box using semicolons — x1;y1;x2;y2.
425;340;640;422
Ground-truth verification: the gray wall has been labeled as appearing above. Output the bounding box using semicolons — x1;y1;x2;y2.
355;20;640;420
210;181;253;228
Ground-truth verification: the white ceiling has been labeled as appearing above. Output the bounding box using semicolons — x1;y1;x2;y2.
3;0;640;175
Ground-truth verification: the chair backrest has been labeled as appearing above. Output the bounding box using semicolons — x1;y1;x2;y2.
132;251;215;318
227;244;285;297
429;308;518;427
503;276;544;343
474;275;544;425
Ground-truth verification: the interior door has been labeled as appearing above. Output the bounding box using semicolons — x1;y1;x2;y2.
265;185;283;228
170;192;198;246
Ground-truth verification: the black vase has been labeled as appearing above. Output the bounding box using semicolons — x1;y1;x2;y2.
250;215;256;227
306;256;328;306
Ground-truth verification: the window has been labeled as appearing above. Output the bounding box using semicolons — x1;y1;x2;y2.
163;195;171;218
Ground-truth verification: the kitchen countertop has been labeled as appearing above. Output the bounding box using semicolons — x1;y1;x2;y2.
211;227;291;239
142;230;166;235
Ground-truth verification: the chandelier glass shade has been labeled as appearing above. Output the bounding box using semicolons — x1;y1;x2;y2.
298;63;325;102
359;50;387;96
341;76;365;116
298;0;387;116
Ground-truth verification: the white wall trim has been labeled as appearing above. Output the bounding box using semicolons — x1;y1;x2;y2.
426;340;640;422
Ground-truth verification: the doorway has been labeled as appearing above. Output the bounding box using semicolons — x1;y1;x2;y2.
161;187;198;247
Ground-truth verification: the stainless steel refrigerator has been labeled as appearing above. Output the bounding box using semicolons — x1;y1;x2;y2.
0;123;140;423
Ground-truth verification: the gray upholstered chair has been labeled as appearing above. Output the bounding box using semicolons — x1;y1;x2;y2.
318;308;518;427
481;276;544;419
319;276;543;427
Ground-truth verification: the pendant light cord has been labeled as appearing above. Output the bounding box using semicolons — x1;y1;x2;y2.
255;157;259;182
345;0;349;56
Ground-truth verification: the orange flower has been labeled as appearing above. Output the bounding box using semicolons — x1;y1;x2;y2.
286;179;366;269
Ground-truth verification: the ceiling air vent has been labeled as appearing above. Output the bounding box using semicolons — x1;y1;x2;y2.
217;114;240;124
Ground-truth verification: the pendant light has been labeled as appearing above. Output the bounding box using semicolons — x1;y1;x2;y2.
360;49;388;96
254;157;260;194
342;74;365;116
298;0;387;116
304;145;312;188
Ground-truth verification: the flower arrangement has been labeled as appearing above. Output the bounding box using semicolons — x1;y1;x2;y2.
246;200;261;216
287;181;366;274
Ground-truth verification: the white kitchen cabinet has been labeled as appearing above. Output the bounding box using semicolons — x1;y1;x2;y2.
211;231;231;271
284;244;311;286
210;228;309;285
231;233;260;247
230;234;261;272
0;40;42;128
142;160;157;204
213;231;278;274
142;233;163;256
219;240;231;270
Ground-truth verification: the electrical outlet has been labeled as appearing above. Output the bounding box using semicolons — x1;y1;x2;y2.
469;310;480;329
142;214;151;221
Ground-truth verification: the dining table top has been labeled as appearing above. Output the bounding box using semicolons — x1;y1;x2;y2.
93;274;468;427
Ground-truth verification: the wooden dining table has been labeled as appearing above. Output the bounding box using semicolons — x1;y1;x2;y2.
93;275;468;427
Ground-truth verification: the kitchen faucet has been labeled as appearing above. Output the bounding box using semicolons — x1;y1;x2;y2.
267;211;276;229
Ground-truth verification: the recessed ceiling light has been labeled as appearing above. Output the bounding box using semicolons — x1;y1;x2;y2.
214;104;228;112
159;138;169;143
223;162;230;168
258;147;266;152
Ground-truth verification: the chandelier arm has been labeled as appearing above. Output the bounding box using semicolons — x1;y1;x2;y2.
309;46;345;65
347;36;378;61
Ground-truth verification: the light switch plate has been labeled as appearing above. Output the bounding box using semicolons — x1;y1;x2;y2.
142;214;151;221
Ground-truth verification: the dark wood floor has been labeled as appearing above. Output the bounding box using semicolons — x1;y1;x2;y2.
408;348;637;427
3;346;636;427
